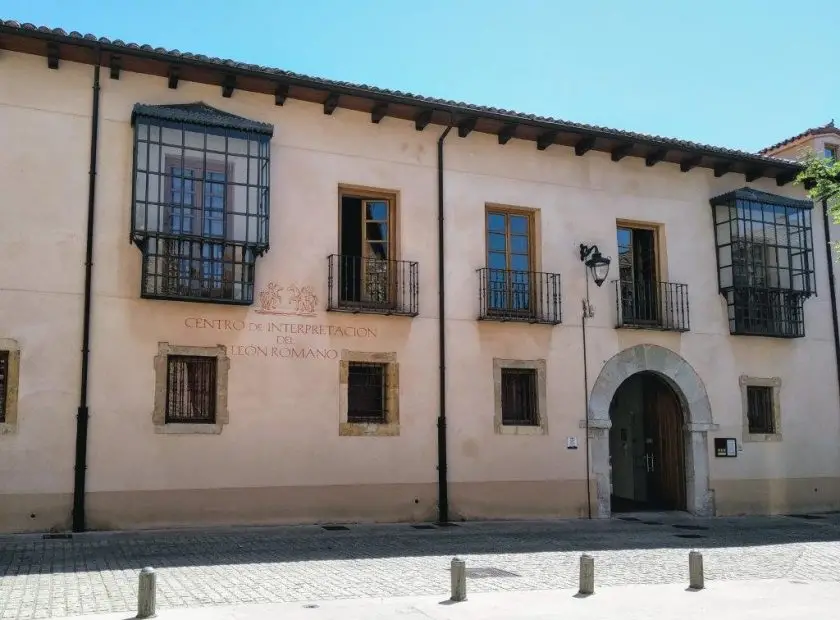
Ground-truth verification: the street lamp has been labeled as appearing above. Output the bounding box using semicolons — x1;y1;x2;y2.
579;244;611;287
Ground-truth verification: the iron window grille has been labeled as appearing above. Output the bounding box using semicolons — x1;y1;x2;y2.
500;368;539;426
477;268;562;325
614;280;690;332
327;255;419;316
710;188;815;338
347;362;387;423
165;355;217;424
130;103;273;305
746;385;775;434
0;350;8;423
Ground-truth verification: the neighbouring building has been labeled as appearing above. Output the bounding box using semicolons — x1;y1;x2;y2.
1;19;839;534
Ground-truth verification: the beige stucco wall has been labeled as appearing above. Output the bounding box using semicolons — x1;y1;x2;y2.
1;50;839;532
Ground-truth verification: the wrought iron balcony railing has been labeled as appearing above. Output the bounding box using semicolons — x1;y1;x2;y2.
614;279;690;332
327;254;419;316
723;286;806;338
477;268;561;325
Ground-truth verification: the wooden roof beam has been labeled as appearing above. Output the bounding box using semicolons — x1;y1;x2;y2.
611;143;634;162
745;168;764;182
498;123;517;145
274;84;288;106
458;117;477;138
222;75;236;98
574;136;596;157
167;66;179;89
371;102;388;124
714;162;732;177
645;149;668;167
537;130;558;151
414;109;433;131
323;92;339;115
680;155;702;172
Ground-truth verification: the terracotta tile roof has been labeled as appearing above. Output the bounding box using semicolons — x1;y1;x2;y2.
132;102;275;135
0;19;803;173
760;120;840;155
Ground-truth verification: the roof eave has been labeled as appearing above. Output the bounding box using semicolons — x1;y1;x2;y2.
0;21;805;182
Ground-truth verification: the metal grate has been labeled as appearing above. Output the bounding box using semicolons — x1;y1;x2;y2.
500;368;538;426
746;385;775;434
131;115;270;305
614;280;690;332
165;355;217;424
327;255;419;316
710;188;815;338
347;362;387;424
0;350;8;423
477;268;561;324
322;525;350;531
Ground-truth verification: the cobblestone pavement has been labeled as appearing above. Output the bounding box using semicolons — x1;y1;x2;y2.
2;512;840;619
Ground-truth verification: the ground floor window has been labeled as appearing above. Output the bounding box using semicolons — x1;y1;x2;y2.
0;339;21;434
339;351;399;436
740;375;782;441
153;343;230;434
493;358;547;435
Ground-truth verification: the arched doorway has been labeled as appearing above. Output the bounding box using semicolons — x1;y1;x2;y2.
587;344;717;518
609;371;686;512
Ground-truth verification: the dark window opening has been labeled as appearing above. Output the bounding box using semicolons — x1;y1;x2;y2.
165;355;217;424
0;350;8;423
501;368;539;426
711;188;815;338
338;196;392;306
131;103;272;305
747;385;775;434
617;226;659;324
347;362;387;424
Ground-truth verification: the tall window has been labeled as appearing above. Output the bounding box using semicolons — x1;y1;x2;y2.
338;193;394;306
746;385;775;435
500;368;539;426
711;188;815;338
165;355;217;424
486;209;533;313
0;350;8;423
617;225;658;324
131;102;273;305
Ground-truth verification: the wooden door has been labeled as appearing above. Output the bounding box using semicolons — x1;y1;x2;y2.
650;379;686;510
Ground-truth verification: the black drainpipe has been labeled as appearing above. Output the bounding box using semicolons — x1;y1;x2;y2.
72;58;101;533
436;123;453;524
820;198;840;407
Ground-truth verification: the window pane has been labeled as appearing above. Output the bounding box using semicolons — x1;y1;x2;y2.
510;235;529;254
0;350;8;423
487;213;505;232
488;233;506;252
509;215;528;234
366;201;388;221
501;368;538;426
510;254;529;272
347;362;387;423
165;355;217;423
488;252;507;270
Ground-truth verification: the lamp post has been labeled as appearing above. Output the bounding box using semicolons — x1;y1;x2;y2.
579;243;611;519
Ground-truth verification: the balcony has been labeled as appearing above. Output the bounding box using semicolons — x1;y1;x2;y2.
614;279;690;332
723;287;806;338
477;268;561;325
327;254;419;316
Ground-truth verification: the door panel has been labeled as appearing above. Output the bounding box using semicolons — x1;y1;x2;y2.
652;380;686;510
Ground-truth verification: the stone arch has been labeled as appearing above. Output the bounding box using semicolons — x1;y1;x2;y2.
586;344;717;518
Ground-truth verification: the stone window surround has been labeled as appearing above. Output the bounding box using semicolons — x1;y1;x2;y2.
339;350;399;437
493;358;548;436
153;342;230;435
739;375;782;442
0;338;21;435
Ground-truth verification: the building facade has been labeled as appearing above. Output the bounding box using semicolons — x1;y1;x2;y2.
1;20;839;533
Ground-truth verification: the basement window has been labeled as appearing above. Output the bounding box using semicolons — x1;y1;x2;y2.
130;103;274;305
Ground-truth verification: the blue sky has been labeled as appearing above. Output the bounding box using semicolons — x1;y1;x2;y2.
3;0;837;152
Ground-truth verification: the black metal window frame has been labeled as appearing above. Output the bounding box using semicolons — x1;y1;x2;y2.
710;188;815;338
346;361;388;424
165;354;217;424
0;350;8;423
746;385;775;434
500;367;539;426
130;103;273;305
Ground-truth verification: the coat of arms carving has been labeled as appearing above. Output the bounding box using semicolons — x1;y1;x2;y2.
256;281;318;316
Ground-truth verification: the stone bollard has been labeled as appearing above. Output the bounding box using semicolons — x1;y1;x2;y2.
688;551;704;590
136;567;157;618
450;557;467;602
578;554;595;595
